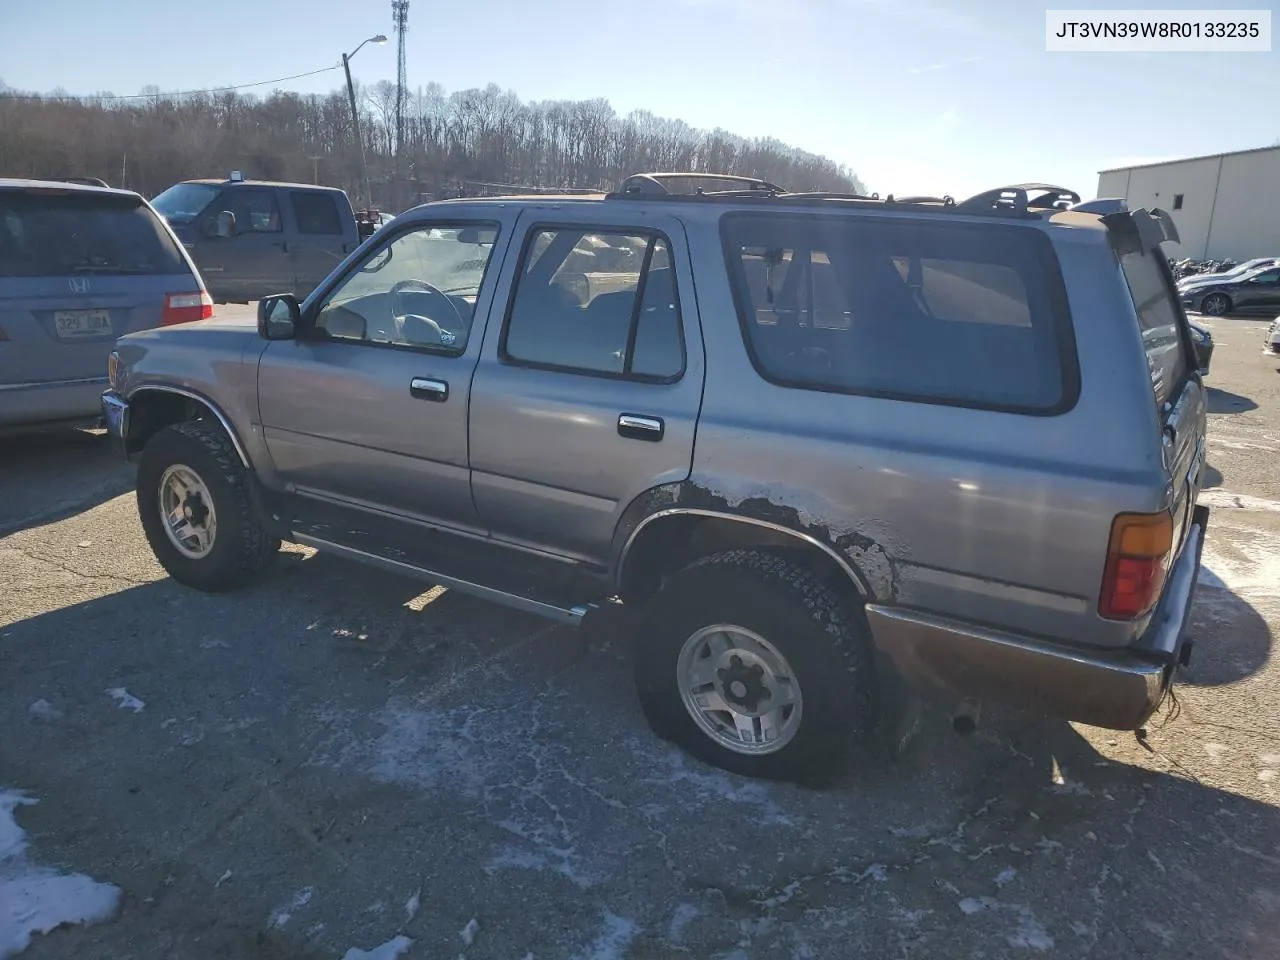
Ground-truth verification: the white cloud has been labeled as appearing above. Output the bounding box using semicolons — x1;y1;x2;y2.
908;55;984;75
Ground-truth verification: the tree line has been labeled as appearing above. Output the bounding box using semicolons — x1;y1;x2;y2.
0;77;864;210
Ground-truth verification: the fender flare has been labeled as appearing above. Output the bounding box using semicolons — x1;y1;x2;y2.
126;385;252;468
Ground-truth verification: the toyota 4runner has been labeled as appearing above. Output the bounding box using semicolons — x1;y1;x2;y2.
102;174;1209;782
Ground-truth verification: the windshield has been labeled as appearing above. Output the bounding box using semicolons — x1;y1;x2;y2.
150;182;219;223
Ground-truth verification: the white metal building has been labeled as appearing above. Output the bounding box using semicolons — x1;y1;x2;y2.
1096;145;1280;261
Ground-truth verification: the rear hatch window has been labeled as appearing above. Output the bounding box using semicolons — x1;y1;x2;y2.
1118;247;1192;407
721;213;1078;413
0;190;188;278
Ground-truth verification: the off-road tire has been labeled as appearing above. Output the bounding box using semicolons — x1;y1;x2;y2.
137;421;279;592
634;548;878;783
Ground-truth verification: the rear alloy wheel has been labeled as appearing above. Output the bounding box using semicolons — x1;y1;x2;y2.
1201;293;1230;317
137;421;278;591
635;549;877;782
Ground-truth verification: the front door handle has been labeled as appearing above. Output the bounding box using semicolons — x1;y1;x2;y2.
410;377;449;402
618;413;664;442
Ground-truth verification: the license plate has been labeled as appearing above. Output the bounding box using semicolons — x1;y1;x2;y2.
53;309;113;338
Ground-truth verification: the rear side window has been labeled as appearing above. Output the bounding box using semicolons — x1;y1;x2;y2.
0;191;188;278
292;192;343;235
1119;248;1190;406
722;213;1076;413
501;228;684;380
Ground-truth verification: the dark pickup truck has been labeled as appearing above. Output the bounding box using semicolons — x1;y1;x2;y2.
150;173;362;303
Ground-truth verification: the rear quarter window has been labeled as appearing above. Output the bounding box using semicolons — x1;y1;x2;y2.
0;191;188;278
1119;248;1190;406
292;192;344;235
721;213;1078;413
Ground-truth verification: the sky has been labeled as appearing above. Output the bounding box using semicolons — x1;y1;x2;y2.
1;0;1277;199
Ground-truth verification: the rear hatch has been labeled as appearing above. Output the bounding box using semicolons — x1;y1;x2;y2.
0;186;198;386
1113;212;1207;559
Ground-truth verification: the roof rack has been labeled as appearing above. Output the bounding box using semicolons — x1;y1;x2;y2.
955;183;1081;215
610;172;784;198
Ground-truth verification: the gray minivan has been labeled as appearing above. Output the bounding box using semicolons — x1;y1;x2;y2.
0;179;210;435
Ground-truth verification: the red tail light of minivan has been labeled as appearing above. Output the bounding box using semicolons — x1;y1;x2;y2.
1098;511;1175;620
161;291;214;326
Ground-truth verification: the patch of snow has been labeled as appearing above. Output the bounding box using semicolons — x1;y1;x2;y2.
956;894;1053;951
1197;489;1280;514
342;935;414;960
995;867;1017;888
403;892;419;922
860;863;889;882
105;688;144;713
213;869;232;889
460;917;479;945
570;912;637;960
667;903;699;944
1203;742;1230;763
1198;529;1280;602
268;887;313;928
0;790;121;958
26;701;61;721
653;752;795;827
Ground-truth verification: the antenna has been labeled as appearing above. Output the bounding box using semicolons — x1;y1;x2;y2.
392;0;409;157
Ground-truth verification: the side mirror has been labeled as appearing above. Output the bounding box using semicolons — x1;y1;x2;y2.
258;294;300;341
215;210;236;239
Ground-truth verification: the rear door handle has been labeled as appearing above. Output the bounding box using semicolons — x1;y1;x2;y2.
618;413;664;441
410;377;449;402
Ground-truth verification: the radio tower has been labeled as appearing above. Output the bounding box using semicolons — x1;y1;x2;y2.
391;0;409;157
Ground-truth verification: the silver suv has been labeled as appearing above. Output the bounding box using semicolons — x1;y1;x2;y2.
102;174;1209;782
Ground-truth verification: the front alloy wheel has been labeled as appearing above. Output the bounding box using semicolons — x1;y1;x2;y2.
159;464;218;559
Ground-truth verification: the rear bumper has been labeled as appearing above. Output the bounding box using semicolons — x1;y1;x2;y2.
866;506;1208;731
0;377;109;431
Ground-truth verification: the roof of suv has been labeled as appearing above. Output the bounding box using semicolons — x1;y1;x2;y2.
418;174;1103;226
184;178;347;192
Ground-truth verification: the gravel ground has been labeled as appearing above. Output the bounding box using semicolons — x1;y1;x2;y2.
2;309;1279;960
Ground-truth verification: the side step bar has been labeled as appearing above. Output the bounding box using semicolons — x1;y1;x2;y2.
293;534;597;626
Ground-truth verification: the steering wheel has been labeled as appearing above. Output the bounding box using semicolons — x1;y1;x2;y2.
390;279;465;345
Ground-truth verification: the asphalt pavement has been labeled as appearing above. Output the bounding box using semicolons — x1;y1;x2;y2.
2;310;1280;959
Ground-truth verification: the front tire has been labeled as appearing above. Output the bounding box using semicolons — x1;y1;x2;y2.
1201;293;1230;317
634;549;877;782
136;421;279;592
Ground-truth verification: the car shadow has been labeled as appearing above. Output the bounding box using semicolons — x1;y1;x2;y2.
0;429;133;537
4;562;1280;959
1202;463;1224;489
1206;387;1259;414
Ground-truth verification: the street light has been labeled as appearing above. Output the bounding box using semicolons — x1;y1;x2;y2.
343;34;387;207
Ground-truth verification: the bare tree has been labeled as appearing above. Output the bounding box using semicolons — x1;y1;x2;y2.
0;79;864;209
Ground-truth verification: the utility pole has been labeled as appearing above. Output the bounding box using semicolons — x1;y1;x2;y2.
392;0;410;161
307;155;323;184
342;53;371;206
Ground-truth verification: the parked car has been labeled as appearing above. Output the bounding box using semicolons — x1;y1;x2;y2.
1180;264;1280;315
149;172;362;304
1177;257;1280;290
1266;317;1280;356
0;178;210;436
1187;318;1214;375
102;175;1208;782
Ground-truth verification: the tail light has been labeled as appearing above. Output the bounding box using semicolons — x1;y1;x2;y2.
161;291;213;326
1099;511;1175;620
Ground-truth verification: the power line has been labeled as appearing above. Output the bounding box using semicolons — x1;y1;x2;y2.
0;64;343;103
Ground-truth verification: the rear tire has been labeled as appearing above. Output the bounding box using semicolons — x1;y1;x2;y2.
136;421;278;592
1201;293;1230;317
634;549;877;783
